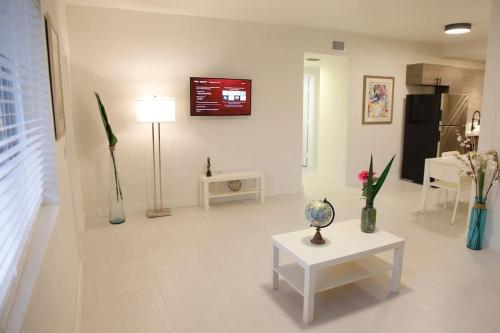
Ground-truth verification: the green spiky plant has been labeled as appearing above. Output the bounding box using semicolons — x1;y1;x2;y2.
363;154;395;203
95;92;122;201
95;92;117;146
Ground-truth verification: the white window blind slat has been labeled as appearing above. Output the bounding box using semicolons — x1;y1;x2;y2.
0;184;43;253
0;140;43;181
0;142;43;189
0;193;42;293
0;130;43;157
0;127;41;149
0;165;43;214
0;161;43;206
0;122;40;137
0;151;44;228
4;192;44;268
0;266;16;313
0;158;44;215
0;185;43;257
0;0;56;312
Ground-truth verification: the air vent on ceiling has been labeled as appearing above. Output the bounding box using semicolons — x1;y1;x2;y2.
305;58;321;62
332;40;345;51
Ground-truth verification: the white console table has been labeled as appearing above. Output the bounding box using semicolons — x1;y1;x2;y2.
199;171;264;210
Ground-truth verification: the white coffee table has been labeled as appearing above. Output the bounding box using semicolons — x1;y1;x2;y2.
271;219;405;325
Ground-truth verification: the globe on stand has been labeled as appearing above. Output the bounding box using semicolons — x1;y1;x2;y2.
304;198;335;245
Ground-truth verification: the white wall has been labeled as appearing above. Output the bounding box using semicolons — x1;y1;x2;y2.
439;39;488;62
67;6;307;219
478;0;500;251
66;5;485;221
12;0;84;332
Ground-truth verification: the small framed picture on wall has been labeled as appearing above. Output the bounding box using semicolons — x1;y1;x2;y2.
362;75;394;124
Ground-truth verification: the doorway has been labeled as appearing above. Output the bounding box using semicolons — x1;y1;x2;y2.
302;53;349;184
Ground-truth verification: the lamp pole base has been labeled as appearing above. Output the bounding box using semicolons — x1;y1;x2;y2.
146;208;171;218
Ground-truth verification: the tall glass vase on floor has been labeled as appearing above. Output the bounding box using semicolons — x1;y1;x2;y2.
466;201;487;250
109;146;125;224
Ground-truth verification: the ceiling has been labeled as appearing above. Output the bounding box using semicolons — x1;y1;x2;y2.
66;0;491;48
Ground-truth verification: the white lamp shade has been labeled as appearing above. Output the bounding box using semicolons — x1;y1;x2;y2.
136;98;175;123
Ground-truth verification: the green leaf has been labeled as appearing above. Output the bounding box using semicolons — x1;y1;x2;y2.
366;155;374;201
94;92;118;147
372;155;395;198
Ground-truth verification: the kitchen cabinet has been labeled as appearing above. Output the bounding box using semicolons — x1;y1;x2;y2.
406;63;484;120
406;63;456;86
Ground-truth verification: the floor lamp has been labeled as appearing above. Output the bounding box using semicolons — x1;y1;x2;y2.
136;97;175;218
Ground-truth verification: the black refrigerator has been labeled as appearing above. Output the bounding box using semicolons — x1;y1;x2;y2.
401;94;468;184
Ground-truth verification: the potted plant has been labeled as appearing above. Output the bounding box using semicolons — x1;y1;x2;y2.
457;150;499;249
358;155;395;233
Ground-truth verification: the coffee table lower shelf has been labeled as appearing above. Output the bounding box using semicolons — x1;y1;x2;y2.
274;256;392;296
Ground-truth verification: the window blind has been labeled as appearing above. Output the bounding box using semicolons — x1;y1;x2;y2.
0;0;56;310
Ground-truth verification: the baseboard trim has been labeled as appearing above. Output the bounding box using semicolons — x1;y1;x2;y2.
84;185;304;221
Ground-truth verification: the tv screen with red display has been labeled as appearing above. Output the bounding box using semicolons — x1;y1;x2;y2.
190;77;252;116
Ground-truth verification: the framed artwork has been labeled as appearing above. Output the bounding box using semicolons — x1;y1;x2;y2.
45;14;66;140
362;75;394;124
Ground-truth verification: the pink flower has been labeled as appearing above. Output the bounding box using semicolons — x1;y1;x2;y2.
358;170;376;183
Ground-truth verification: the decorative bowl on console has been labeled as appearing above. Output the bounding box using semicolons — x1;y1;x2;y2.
227;180;242;192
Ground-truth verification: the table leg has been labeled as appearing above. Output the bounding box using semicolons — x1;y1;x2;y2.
391;244;404;293
420;159;430;213
272;244;279;290
451;190;459;225
303;268;315;325
203;182;209;211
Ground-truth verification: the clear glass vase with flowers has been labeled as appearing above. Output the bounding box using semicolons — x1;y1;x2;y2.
358;155;395;233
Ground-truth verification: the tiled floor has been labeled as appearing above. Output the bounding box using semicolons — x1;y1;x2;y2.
81;173;500;332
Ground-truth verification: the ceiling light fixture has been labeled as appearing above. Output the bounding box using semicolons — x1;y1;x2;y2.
444;23;472;35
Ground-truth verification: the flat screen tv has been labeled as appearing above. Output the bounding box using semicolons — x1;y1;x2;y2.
190;77;252;116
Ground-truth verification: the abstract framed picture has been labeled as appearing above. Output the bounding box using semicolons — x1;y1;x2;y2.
45;14;66;140
362;75;394;124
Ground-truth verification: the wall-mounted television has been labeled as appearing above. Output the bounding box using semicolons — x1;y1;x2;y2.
190;77;252;116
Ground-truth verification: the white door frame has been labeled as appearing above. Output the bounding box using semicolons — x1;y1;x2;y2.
303;74;316;167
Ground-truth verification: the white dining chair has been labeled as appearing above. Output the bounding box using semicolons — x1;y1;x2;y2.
438;151;460;206
423;152;471;224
